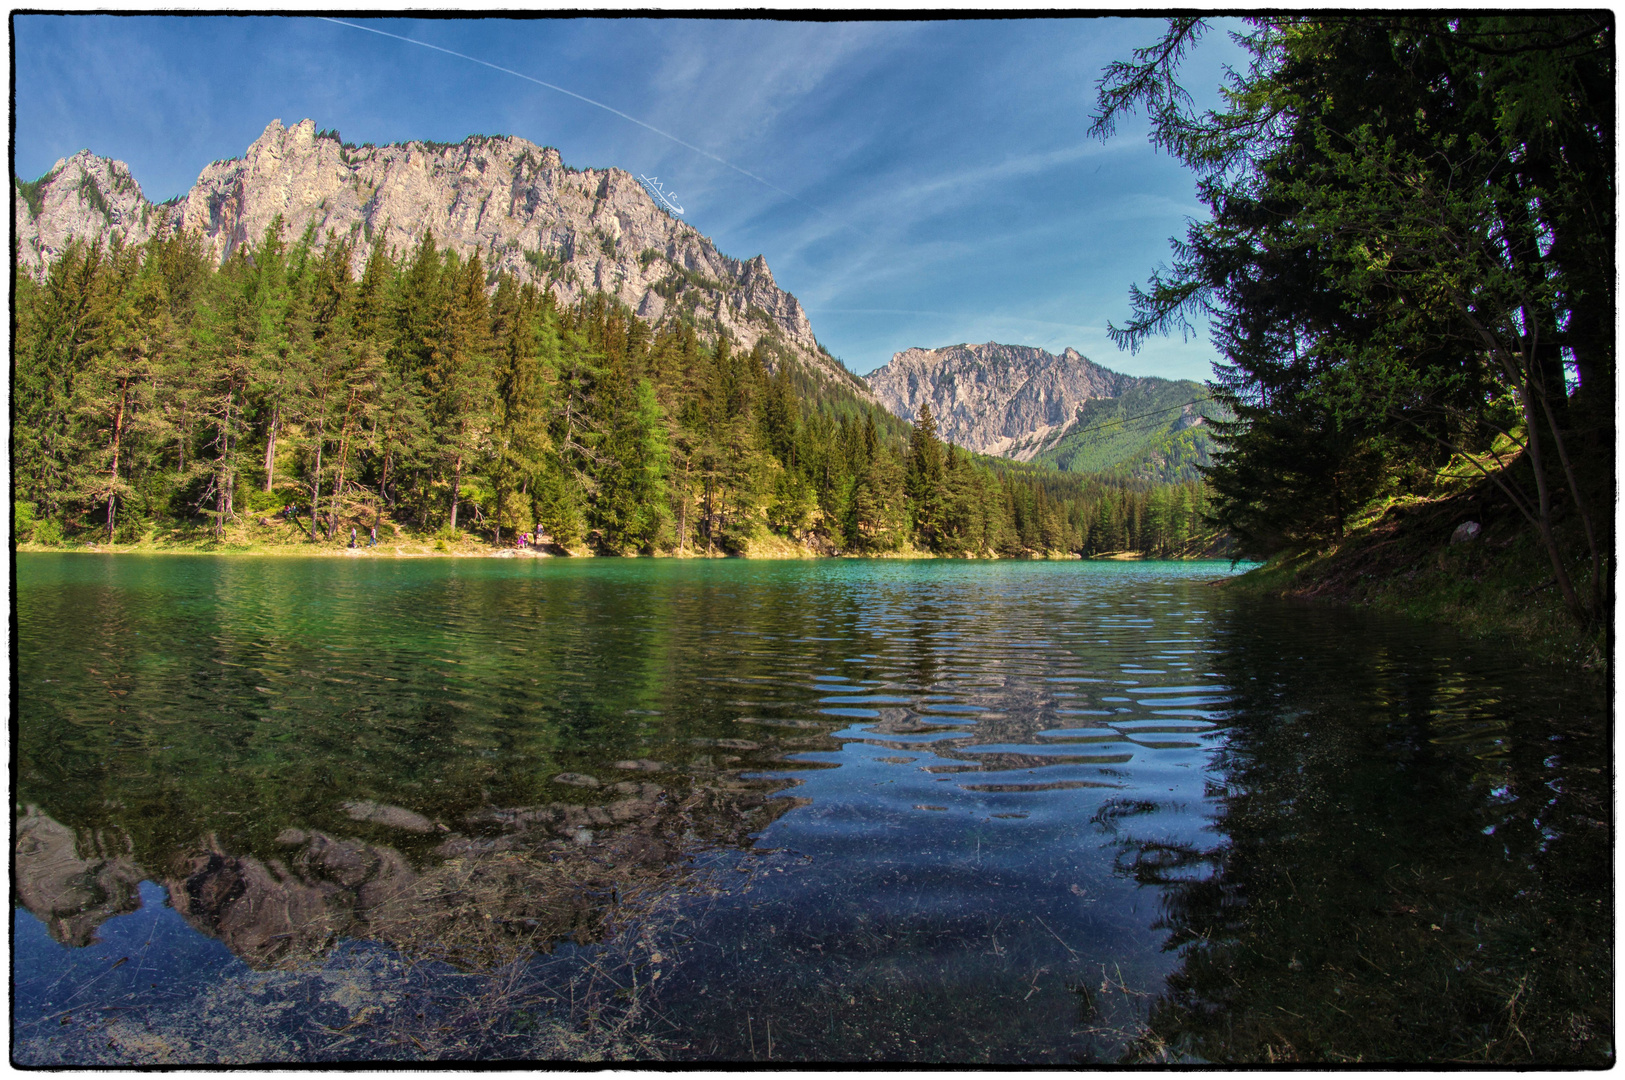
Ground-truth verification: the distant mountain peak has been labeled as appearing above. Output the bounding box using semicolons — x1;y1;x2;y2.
866;341;1137;459
864;340;1217;480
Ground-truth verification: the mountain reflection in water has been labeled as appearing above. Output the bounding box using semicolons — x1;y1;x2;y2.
13;556;1610;1065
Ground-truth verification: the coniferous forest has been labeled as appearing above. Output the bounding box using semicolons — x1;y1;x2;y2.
13;222;1221;559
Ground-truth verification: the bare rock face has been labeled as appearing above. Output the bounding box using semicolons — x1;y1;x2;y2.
14;150;171;270
15;118;871;401
866;342;1139;458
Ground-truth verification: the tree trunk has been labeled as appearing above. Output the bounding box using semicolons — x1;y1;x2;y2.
677;456;690;554
309;409;327;543
374;450;391;535
493;436;509;547
214;382;238;540
703;471;714;556
1519;377;1588;625
106;379;128;542
263;406;280;492
328;393;357;539
449;453;463;531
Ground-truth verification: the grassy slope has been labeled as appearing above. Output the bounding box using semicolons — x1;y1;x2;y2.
1030;379;1219;482
1222;461;1608;672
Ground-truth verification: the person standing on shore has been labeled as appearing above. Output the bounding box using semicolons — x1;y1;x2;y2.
349;527;357;549
370;525;377;547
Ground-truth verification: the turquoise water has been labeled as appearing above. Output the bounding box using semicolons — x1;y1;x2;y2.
13;555;1611;1063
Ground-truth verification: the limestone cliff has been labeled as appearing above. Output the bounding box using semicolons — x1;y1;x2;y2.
15;118;870;399
865;341;1140;459
13;149;165;270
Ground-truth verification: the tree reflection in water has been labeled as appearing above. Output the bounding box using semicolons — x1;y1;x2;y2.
1109;602;1610;1065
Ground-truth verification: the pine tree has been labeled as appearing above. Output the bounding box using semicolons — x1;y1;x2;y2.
74;240;170;541
906;402;947;548
487;279;553;543
423;250;495;531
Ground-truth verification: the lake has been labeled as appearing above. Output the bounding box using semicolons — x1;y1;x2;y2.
13;554;1611;1064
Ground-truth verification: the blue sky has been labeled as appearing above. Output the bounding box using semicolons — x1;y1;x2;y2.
14;15;1245;381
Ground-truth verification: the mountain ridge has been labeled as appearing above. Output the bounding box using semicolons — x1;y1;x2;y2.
14;118;872;401
866;341;1136;459
864;340;1217;479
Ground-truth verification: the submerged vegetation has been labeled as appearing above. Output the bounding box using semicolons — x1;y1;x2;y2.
13;224;1220;560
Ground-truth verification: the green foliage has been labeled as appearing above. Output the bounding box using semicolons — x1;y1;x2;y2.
651;263;727;300
13;500;37;540
522;248;562;278
1096;15;1612;625
1032;379;1221;481
13;229;1221;558
241;486;286;514
16;168;61;219
77;173;111;221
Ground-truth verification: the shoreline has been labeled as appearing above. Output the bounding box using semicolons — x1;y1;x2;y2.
12;540;1226;563
1222;536;1603;674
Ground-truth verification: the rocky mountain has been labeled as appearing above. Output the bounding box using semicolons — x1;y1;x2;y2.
14;118;871;400
866;341;1218;480
865;341;1141;458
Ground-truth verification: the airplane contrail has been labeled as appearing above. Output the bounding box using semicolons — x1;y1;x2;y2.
810;308;1109;335
318;17;831;219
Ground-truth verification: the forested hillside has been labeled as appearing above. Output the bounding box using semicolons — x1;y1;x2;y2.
13;222;1222;558
14;120;867;402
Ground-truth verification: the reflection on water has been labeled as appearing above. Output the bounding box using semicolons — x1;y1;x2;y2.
13;555;1610;1064
1120;603;1612;1064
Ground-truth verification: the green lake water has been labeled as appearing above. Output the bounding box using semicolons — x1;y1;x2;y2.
13;554;1612;1064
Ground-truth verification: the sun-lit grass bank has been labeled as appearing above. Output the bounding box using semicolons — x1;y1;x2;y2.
1223;486;1606;672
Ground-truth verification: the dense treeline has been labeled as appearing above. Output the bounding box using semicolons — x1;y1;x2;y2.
1095;15;1613;627
13;223;1220;558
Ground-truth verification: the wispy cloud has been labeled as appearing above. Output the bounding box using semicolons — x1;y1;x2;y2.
647;22;906;150
318;17;832;218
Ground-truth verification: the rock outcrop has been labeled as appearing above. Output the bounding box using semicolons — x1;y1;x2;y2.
13;150;165;271
15;118;871;400
865;341;1140;458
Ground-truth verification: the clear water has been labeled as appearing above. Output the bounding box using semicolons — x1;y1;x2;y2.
13;554;1611;1064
